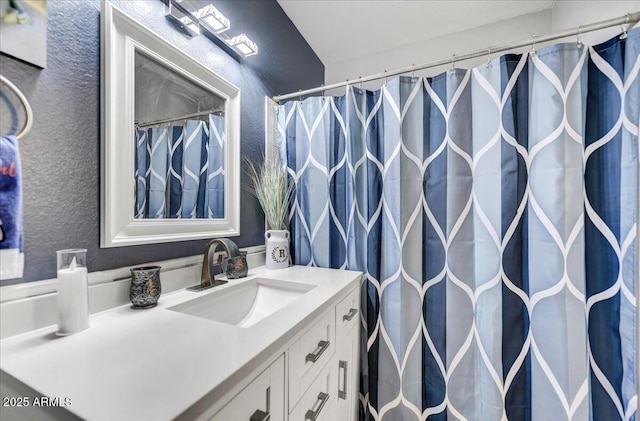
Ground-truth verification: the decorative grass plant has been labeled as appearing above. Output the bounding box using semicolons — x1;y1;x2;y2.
245;155;293;231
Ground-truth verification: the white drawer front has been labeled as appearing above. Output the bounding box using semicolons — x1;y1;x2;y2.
209;354;285;421
335;286;359;341
288;307;335;410
289;358;337;421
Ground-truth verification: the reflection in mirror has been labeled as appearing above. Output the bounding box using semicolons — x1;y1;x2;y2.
134;51;226;220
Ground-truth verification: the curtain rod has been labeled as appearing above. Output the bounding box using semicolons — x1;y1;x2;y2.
274;11;640;103
135;108;223;128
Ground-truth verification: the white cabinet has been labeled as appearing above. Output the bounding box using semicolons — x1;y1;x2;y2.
209;354;285;421
0;267;364;421
334;323;359;421
209;283;360;421
333;288;360;421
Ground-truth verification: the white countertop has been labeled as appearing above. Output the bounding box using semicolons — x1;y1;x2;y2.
0;266;361;421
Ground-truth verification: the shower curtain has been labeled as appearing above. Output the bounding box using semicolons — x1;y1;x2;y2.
134;114;225;219
276;31;639;421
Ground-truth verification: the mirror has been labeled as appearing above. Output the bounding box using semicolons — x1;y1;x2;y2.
134;51;226;220
101;2;240;247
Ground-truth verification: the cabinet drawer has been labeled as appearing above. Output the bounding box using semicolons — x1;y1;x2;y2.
289;358;336;421
335;286;359;341
209;354;285;421
288;307;335;410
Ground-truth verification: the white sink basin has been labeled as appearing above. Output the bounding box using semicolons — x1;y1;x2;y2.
168;278;316;328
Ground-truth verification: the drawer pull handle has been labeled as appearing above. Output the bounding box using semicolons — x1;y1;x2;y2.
249;386;270;421
250;409;270;421
305;392;330;421
342;308;358;321
339;360;348;400
306;340;330;363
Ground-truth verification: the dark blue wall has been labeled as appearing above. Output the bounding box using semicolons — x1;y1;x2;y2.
0;0;323;284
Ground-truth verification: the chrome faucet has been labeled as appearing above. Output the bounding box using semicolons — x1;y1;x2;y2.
187;238;241;292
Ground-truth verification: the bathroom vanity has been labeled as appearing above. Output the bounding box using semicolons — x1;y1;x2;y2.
0;266;362;421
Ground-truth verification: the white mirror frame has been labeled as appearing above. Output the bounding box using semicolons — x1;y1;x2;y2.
100;2;240;248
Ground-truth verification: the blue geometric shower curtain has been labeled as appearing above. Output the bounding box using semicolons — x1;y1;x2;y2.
276;31;639;421
134;114;225;219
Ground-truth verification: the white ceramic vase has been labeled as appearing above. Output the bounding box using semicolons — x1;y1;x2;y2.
265;230;290;269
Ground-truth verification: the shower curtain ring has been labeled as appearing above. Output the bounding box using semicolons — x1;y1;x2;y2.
384;70;388;85
486;48;492;68
411;64;416;80
321;83;325;98
359;77;363;91
531;35;537;55
620;12;630;39
298;89;302;102
577;25;583;48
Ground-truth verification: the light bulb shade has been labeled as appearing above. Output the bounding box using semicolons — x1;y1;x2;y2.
228;33;258;56
196;4;230;34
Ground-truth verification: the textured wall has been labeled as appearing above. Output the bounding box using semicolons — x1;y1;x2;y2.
0;0;323;284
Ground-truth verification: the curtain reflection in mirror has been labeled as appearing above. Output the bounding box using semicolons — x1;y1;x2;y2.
134;113;225;219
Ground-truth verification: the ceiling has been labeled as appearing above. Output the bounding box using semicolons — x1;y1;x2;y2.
277;0;557;66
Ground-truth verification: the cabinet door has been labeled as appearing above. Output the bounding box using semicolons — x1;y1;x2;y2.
209;354;285;421
334;323;359;421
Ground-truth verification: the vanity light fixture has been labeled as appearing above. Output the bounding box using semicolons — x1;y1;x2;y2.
227;34;258;57
165;1;199;38
179;17;200;36
162;0;259;57
195;4;230;34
